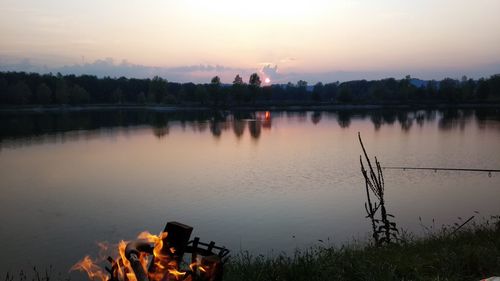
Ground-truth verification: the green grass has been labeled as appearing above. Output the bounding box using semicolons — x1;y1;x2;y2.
224;220;500;281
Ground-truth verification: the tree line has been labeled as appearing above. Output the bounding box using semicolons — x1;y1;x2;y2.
0;72;499;106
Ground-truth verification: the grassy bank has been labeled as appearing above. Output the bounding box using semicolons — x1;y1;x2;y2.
5;220;499;281
224;220;500;281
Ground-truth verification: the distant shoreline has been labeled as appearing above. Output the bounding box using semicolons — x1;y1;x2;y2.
1;103;500;113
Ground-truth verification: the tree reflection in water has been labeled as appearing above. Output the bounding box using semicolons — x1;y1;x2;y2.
1;109;499;149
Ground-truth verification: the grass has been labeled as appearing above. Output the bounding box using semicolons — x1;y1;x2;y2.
224;218;500;281
5;219;500;281
4;266;69;281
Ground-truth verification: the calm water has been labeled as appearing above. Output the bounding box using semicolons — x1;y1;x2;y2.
1;108;500;276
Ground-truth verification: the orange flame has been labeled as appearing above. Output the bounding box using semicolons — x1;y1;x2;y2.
167;269;186;280
189;261;207;273
70;256;109;281
70;231;210;281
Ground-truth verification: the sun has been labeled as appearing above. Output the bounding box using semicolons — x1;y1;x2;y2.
264;77;271;84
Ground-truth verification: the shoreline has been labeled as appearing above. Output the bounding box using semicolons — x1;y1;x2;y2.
1;103;500;113
7;222;500;281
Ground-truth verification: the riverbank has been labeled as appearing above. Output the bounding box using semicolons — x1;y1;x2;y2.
6;221;499;281
224;221;500;281
1;102;500;113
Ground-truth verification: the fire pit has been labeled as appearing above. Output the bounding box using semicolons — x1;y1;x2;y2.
72;221;229;281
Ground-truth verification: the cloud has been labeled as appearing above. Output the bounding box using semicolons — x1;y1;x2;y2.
0;57;255;83
260;64;280;81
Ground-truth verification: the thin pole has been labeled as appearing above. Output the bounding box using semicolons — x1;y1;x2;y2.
449;216;475;236
383;166;500;173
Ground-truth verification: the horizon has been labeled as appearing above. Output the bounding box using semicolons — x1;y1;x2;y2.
1;59;500;85
1;67;498;86
1;0;500;83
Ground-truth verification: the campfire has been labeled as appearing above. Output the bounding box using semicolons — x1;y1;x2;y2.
71;222;229;281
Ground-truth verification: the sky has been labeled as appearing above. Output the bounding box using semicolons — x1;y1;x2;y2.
1;0;500;83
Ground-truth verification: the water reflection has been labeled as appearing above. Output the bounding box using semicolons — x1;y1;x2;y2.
438;109;474;130
337;111;351;128
232;120;245;138
311;112;322;125
248;120;261;139
1;109;499;148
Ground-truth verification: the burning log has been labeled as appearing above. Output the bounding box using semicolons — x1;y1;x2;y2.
124;240;153;281
71;221;229;281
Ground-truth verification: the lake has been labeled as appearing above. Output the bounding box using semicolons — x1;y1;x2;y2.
1;108;499;277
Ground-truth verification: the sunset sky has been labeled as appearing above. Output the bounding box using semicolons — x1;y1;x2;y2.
1;0;500;83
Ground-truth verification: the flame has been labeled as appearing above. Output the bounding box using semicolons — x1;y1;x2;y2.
71;230;210;281
167;269;186;279
189;262;207;273
70;256;109;281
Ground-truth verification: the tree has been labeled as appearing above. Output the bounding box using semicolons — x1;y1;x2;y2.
285;82;297;100
181;83;196;102
371;82;386;101
3;70;500;106
7;81;32;104
209;76;221;106
488;74;500;100
147;89;156;103
439;78;459;102
211;76;221;85
426;80;438;100
297;80;307;88
148;76;168;103
249;73;261;88
36;83;52;104
0;77;9;104
195;84;208;105
262;86;273;102
177;87;187;103
338;85;352;103
297;80;308;100
69;84;90;104
163;94;177;104
233;74;243;85
312;82;323;102
249;73;261;103
137;91;146;104
110;87;123;104
0;77;7;92
461;78;476;100
219;86;229;106
232;74;245;105
55;77;69;104
399;75;416;101
323;82;338;102
476;78;489;100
